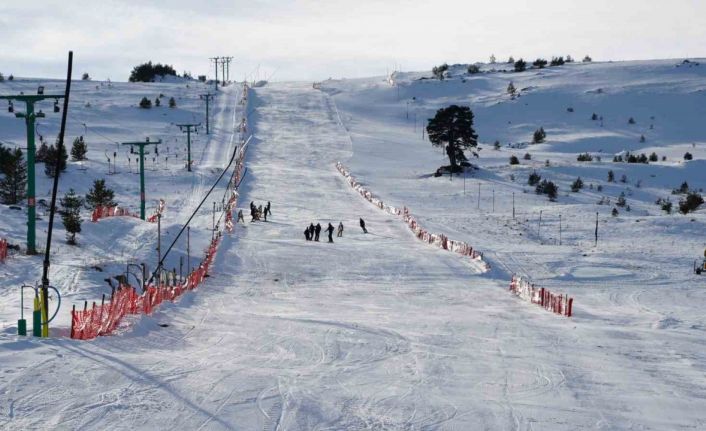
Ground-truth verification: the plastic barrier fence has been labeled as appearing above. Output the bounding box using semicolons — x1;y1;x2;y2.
70;235;220;339
91;205;138;222
336;162;488;268
0;238;8;263
509;275;573;317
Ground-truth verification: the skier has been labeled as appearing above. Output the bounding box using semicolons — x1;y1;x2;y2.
237;209;244;223
250;207;257;222
266;201;272;217
326;223;335;243
337;221;344;237
258;204;264;220
304;226;311;241
359;218;367;233
263;205;267;221
314;223;322;241
309;223;315;240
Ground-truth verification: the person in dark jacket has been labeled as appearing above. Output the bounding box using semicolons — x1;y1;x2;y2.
359;218;367;233
314;223;322;241
326;223;335;243
304;227;311;241
337;222;344;237
266;201;271;217
237;209;245;223
309;223;315;240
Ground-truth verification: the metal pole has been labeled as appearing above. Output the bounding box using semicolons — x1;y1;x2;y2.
492;189;495;213
559;214;562;245
477;183;481;209
595;212;599;247
212;201;216;239
25;102;37;254
179;256;183;283
538;210;543;242
463;169;466;195
512;192;515;219
187;226;191;276
139;145;146;220
157;212;162;284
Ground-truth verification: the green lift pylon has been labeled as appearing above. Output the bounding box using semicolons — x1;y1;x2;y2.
0;91;65;255
176;123;200;171
199;93;214;134
121;138;162;220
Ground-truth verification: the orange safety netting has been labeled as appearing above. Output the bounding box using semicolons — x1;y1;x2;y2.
70;236;220;340
336;161;488;268
0;238;8;263
509;275;573;317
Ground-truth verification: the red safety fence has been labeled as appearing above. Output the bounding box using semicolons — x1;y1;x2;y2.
71;235;221;339
0;238;8;263
91;205;138;222
336;162;488;269
72;123;251;339
509;275;573;317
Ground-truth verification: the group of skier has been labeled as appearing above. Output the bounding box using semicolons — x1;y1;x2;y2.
304;218;367;243
246;200;271;222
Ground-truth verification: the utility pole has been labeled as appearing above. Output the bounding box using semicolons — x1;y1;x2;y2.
595;212;599;247
200;93;214;134
157;213;162;284
209;57;220;91
1;91;65;254
187;226;191;275
220;58;226;87
223;56;233;83
176;123;200;171
121;138;162;220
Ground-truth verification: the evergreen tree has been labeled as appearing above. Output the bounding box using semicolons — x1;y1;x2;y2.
591;113;598;121
508;56;515;64
467;64;481;74
684;152;693;160
533;58;548;69
70;136;87;161
507;82;517;98
60;189;83;245
139;97;152;109
0;146;27;205
509;155;520;165
82;73;91;80
608;170;615;182
426;105;479;171
523;152;531;160
155;97;161;107
532;127;546;144
35;141;50;163
612;207;619;217
44;143;68;177
489;54;496;64
85;179;117;210
583;55;592;63
550;56;565;66
432;63;449;80
514;59;527;72
493;140;501;150
528;171;541;186
571;177;584;192
168;97;176;108
129;61;177;82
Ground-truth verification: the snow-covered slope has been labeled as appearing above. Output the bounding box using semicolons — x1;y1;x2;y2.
1;59;705;430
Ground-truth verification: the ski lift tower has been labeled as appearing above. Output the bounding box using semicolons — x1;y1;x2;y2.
1;88;65;254
121;138;162;220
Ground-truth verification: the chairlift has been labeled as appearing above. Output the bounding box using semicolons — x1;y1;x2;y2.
37;86;44;95
155;147;159;156
53;100;60;113
7;101;13;113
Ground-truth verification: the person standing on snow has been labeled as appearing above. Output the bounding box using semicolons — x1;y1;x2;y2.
314;223;322;241
266;201;271;217
359;218;367;233
305;226;311;241
326;223;335;243
309;223;315;240
237;209;245;223
337;222;344;237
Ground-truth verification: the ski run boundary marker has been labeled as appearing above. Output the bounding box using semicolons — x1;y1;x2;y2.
335;161;575;318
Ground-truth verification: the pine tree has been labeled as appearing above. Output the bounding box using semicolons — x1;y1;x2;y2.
467;64;481;74
60;189;83;245
35;141;50;163
168;97;176;108
533;58;548;69
44;143;68;177
0;146;28;204
155;97;161;107
508;56;515;64
571;177;584;192
426;105;479;171
70;136;87;161
532;127;546;144
528;171;541;185
489;54;496;64
608;170;615;182
507;82;517;98
514;59;527;72
85;179;117;210
493;140;501;150
509;155;520;165
139;97;152;109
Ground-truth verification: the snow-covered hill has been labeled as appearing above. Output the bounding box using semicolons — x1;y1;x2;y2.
1;59;706;430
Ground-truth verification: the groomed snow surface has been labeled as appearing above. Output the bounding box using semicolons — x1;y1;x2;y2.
2;60;706;430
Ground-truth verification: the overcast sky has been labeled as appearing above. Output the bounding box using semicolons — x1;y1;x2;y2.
1;0;704;82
